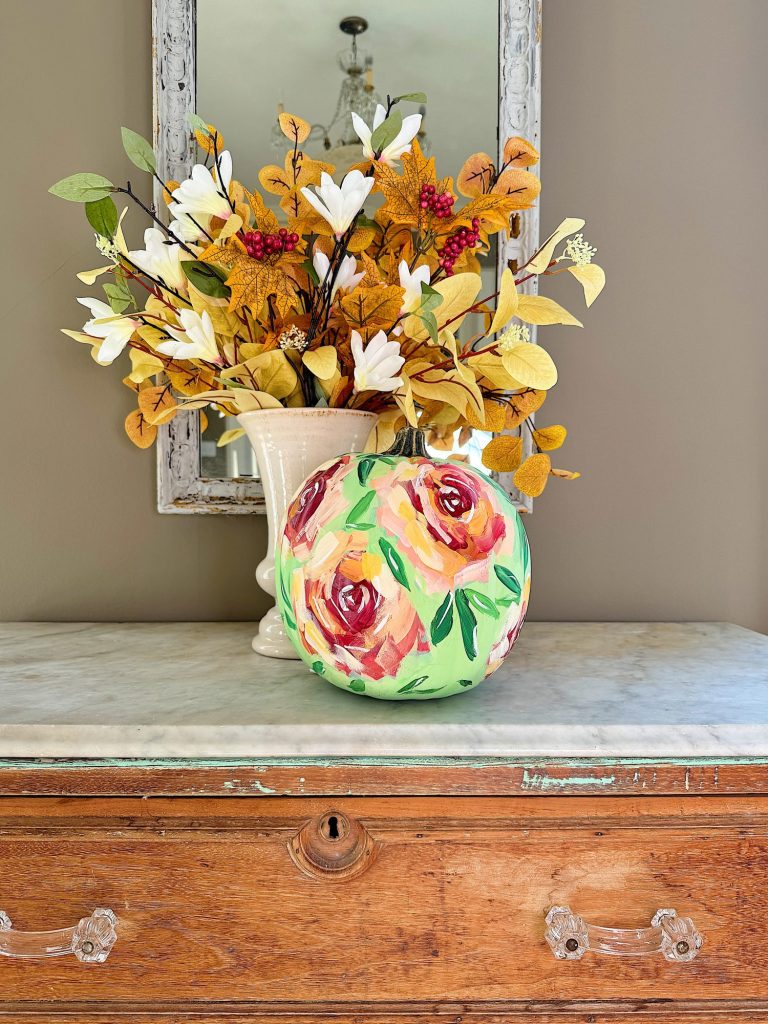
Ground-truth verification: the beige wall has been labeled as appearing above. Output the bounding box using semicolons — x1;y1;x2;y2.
1;0;766;630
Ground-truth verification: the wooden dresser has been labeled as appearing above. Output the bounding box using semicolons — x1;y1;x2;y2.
0;621;767;1022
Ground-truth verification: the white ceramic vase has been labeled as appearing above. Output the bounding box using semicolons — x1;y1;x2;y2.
238;408;378;659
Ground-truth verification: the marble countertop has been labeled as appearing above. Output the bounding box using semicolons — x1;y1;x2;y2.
0;622;766;759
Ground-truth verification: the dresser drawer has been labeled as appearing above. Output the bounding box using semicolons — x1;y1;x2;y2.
0;795;766;1008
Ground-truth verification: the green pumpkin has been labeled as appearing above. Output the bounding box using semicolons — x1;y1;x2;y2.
275;427;530;699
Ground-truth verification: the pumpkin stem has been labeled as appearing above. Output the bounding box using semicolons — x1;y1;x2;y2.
384;426;428;458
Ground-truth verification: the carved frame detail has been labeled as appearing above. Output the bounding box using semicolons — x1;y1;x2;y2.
153;0;541;513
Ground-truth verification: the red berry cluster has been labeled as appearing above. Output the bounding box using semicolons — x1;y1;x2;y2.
243;228;299;261
437;218;481;276
419;183;454;219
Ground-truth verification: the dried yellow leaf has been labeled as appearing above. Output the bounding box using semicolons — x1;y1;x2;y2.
217;427;246;448
464;398;507;431
527;218;585;275
165;364;215;397
402;272;482;341
194;123;224;155
551;467;581;480
514;453;551;497
482;435;523;472
303;346;338;380
466;350;523;390
128;348;163;384
567;263;606;307
488;267;518;334
138;383;177;426
456;152;496;197
278;112;311;145
364;408;405;453
340;285;404;340
505;389;547;428
492;167;541;209
125;409;157;449
502;136;540;168
162;181;180;207
501;343;558;390
532;424;567;451
516;294;582;327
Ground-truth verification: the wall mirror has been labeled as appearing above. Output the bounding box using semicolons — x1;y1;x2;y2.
152;0;541;513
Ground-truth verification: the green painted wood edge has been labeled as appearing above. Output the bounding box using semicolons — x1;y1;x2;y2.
0;756;767;771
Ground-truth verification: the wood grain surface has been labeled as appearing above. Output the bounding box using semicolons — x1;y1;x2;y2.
0;795;765;1008
0;758;767;798
2;1003;768;1021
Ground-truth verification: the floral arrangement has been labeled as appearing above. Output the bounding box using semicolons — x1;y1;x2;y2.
51;95;604;498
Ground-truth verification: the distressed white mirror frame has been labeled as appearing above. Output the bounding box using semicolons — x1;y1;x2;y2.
152;0;541;514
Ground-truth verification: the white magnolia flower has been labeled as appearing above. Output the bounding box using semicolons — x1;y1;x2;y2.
157;308;220;363
313;250;364;301
351;329;405;394
398;259;431;314
78;297;139;365
300;170;373;238
351;104;422;166
168;151;233;238
128;228;187;293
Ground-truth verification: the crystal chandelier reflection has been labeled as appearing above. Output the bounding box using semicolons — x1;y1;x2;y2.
270;17;428;171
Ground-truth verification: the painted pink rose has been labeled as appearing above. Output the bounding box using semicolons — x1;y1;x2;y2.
291;531;429;681
283;456;351;556
374;460;509;591
486;579;530;675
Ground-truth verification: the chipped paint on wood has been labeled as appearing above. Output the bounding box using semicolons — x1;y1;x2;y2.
521;769;617;792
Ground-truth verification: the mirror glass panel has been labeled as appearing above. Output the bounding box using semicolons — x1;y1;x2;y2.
197;0;499;479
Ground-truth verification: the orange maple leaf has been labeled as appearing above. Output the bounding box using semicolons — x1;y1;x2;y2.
339;285;404;340
375;140;453;229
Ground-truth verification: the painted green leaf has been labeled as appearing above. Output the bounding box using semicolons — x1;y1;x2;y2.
430;592;454;644
497;595;516;608
379;538;410;590
454;589;478;660
409;687;445;695
397;675;429;694
348;679;366;693
181;260;230;298
370;109;403;154
494;564;522;600
459;679;474;688
121;126;157;173
85;196;119;237
465;588;500;619
345;489;376;527
49;172;114;203
357;456;376;485
311;661;324;676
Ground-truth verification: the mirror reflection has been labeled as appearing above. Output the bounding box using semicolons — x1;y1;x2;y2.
197;0;499;479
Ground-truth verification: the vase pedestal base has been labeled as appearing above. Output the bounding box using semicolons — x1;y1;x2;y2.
252;608;300;660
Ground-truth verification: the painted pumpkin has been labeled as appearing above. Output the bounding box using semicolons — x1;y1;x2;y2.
275;427;530;700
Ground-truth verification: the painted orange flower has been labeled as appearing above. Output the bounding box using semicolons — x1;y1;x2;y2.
291;531;429;680
374;460;509;591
